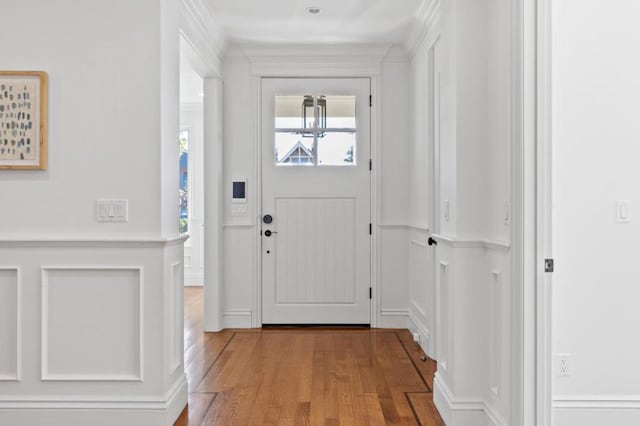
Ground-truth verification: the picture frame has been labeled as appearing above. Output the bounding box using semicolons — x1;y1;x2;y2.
0;71;48;170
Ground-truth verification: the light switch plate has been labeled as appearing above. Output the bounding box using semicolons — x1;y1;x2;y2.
96;199;128;223
616;200;631;223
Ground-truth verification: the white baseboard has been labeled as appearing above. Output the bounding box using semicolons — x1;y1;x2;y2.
406;309;432;358
223;309;252;328
433;374;507;426
183;273;203;286
553;396;640;426
378;309;409;328
0;376;187;426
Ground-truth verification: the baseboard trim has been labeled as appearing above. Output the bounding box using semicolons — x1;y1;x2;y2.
433;374;508;426
554;396;640;409
183;272;204;286
223;309;252;328
378;309;409;328
0;375;187;425
406;309;432;358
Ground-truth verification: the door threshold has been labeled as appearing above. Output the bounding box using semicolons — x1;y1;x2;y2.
262;324;371;329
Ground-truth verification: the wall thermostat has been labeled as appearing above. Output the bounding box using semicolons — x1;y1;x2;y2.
232;179;247;203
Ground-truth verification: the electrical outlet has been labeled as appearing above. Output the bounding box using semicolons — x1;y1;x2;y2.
557;354;570;377
413;332;420;343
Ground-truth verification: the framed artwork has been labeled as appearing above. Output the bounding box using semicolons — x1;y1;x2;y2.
0;71;48;169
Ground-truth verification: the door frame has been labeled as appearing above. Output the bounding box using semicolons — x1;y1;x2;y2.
247;56;383;328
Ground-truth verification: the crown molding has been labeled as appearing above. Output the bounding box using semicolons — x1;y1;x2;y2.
179;0;227;76
229;43;395;63
404;0;441;59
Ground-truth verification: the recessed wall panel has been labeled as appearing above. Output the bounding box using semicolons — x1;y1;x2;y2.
42;267;142;381
0;268;19;380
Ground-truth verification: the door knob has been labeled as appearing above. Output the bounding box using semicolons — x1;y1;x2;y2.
263;214;273;224
428;237;438;246
264;230;278;237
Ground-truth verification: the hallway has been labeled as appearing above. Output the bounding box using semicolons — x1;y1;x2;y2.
175;288;443;425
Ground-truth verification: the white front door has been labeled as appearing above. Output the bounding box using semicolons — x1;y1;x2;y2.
261;78;371;324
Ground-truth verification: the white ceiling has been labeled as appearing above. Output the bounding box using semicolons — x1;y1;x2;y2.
208;0;425;46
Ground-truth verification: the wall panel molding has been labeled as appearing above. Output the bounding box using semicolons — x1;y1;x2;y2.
41;266;144;382
0;267;21;381
438;261;450;372
0;235;188;248
490;270;502;399
169;262;182;375
432;234;510;251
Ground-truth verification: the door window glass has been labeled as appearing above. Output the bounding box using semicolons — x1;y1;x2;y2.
274;95;357;166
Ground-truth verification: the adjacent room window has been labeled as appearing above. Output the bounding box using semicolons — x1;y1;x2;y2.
179;129;189;233
274;95;357;166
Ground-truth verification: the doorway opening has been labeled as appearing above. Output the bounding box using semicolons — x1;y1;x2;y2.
179;40;205;287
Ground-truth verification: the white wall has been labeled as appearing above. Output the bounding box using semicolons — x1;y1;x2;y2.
220;49;411;328
0;0;224;423
552;1;640;424
0;0;162;239
407;0;517;424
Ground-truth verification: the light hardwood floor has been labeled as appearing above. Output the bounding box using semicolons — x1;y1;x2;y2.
175;287;443;426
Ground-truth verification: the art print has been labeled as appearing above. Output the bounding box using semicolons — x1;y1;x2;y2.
0;71;47;169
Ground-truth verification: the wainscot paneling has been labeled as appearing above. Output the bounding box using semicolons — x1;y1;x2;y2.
0;268;21;381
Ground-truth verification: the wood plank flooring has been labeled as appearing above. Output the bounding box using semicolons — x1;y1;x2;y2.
175;288;443;426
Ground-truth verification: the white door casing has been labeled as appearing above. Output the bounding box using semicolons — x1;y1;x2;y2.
261;77;371;324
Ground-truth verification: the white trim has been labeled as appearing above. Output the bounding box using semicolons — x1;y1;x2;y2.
41;266;144;382
431;234;511;251
251;74;262;328
169;262;182;375
0;266;21;382
0;375;187;411
409;224;430;233
0;235;189;248
236;44;392;62
536;0;554;423
377;224;430;233
410;239;428;249
406;0;441;59
407;308;432;358
486;400;510;426
223;309;252;329
371;75;381;328
434;374;509;426
379;309;409;317
249;57;382;79
183;272;204;286
252;72;380;330
490;270;503;399
554;396;640;409
179;0;226;77
223;309;252;317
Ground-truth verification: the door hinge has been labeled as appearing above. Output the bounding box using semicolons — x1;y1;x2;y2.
369;159;372;171
369;287;372;299
544;258;554;273
369;95;372;107
369;223;372;235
